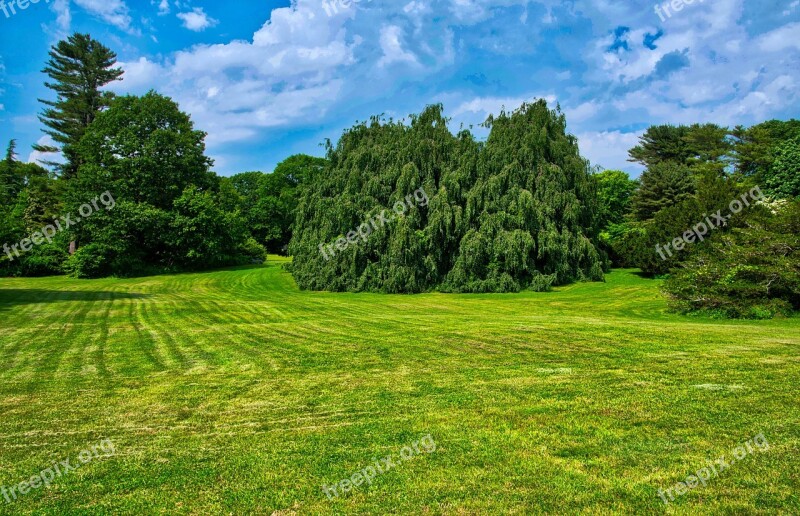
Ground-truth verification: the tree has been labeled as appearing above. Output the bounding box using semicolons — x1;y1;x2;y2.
0;140;21;203
35;33;124;179
66;92;261;278
631;162;696;221
72;92;215;211
288;101;606;293
628;125;693;168
229;155;326;254
763;137;800;199
0;144;64;277
664;200;800;319
593;169;638;228
732;119;800;181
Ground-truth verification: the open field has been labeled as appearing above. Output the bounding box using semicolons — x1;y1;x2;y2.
0;258;798;514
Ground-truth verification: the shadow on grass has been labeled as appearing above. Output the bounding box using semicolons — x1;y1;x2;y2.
0;289;149;311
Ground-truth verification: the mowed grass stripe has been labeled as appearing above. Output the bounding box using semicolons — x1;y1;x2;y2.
0;262;798;513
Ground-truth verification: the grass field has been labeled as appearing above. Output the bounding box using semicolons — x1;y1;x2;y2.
0;258;798;514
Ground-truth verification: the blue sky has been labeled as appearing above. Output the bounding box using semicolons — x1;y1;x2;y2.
1;0;799;177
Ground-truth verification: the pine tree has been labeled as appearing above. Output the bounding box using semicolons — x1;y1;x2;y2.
631;162;696;221
0;140;22;203
34;33;124;179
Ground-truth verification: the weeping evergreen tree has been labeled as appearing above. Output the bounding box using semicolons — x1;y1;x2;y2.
288;100;606;293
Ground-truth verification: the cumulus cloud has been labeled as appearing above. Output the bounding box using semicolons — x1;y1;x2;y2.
576;130;643;173
378;25;418;66
155;0;170;16
176;7;218;32
91;0;800;173
73;0;133;31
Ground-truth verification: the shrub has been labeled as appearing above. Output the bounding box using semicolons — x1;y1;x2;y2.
663;201;800;318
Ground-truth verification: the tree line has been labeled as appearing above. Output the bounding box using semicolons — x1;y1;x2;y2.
1;33;798;318
597;121;799;318
0;34;321;278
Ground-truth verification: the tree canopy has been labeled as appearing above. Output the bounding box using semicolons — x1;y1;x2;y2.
35;33;124;179
288;101;606;293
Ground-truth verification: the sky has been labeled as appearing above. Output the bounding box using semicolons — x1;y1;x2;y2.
0;0;798;177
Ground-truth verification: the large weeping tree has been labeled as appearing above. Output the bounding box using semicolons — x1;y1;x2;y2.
34;33;124;179
288;100;607;293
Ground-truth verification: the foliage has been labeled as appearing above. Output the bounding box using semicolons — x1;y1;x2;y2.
628;124;731;171
228;154;326;254
763;137;800;200
593;169;638;228
628;125;692;168
0;145;65;277
72;92;216;211
630;161;696;221
664;201;800;318
732;119;800;181
65;92;263;278
289;101;606;293
35;33;124;178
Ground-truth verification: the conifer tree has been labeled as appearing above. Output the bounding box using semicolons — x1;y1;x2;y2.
34;33;124;179
288;101;606;293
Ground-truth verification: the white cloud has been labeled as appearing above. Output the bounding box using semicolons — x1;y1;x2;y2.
453;95;556;117
378;25;418;67
107;1;358;153
115;57;165;93
758;22;800;52
73;0;133;31
156;0;170;16
176;7;218;32
577;131;643;173
49;0;71;35
87;0;800;174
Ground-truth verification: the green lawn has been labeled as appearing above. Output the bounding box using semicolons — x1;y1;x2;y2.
0;259;798;514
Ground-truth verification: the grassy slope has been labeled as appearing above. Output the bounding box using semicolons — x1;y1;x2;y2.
0;259;798;514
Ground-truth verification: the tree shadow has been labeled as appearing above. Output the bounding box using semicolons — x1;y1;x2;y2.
0;289;149;311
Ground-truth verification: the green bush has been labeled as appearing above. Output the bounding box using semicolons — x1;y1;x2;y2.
663;201;800;318
66;243;115;279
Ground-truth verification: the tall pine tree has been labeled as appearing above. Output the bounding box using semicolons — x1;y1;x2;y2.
34;33;123;179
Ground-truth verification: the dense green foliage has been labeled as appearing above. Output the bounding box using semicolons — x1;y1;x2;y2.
627;123;730;170
0;141;68;277
228;154;326;254
604;119;800;317
664;200;800;318
289;101;606;293
3;32;799;318
593;169;638;228
764;137;800;199
732;119;800;181
64;92;264;278
630;161;696;221
34;33;124;179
